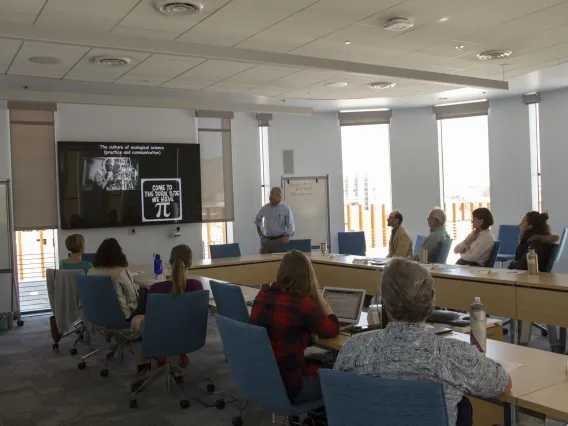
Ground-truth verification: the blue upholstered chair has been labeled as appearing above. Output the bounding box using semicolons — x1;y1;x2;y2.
210;280;250;323
338;231;366;256
319;369;450;426
433;239;453;264
280;239;312;253
130;291;210;409
496;225;521;263
413;234;427;256
485;241;501;267
215;315;323;425
544;228;568;272
210;243;242;259
67;252;95;263
75;275;134;376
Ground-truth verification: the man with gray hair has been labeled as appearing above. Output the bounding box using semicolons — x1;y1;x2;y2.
254;187;295;254
334;258;512;426
414;207;451;263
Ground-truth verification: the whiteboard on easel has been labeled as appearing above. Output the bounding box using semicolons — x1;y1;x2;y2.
282;176;330;249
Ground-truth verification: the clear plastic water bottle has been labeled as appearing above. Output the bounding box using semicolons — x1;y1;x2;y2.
153;253;163;278
470;297;487;354
527;246;539;275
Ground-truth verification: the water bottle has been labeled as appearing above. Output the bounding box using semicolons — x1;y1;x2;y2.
153;253;163;277
470;297;487;354
527;246;539;275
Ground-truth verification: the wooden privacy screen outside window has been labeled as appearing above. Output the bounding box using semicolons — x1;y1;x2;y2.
9;105;58;230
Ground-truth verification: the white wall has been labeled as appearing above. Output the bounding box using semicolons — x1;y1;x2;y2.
231;112;262;255
55;104;201;265
269;113;344;251
488;97;533;234
390;107;441;239
0;101;10;180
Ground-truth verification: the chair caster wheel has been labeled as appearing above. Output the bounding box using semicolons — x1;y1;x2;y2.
215;399;225;410
105;351;114;360
78;362;86;370
232;416;244;426
100;369;109;378
174;375;184;385
52;343;58;351
17;320;24;327
129;399;138;409
206;383;215;393
131;380;143;393
70;348;77;356
541;330;549;337
180;399;190;409
503;328;509;335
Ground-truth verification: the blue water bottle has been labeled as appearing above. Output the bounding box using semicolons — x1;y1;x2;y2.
153;253;163;278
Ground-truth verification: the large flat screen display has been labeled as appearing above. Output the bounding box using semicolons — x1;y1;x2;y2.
58;142;202;229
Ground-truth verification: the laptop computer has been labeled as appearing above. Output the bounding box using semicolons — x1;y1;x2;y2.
322;287;366;331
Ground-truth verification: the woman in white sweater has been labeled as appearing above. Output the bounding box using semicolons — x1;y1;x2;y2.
454;207;496;267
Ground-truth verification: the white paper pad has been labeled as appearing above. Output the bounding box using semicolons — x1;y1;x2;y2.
495;360;523;372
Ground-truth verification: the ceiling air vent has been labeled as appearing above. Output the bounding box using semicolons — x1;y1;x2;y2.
477;49;513;60
369;82;397;90
154;1;203;15
91;56;132;66
383;17;414;32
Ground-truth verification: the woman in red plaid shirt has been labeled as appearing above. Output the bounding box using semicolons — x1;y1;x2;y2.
250;250;339;403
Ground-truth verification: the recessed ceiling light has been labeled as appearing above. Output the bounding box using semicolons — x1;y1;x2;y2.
369;82;397;90
455;45;465;51
325;82;348;88
383;17;414;31
28;56;61;65
344;40;351;45
154;1;203;15
438;17;450;22
91;56;132;66
438;97;448;100
477;49;513;60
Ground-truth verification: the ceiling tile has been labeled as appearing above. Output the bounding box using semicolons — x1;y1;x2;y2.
0;40;23;74
36;0;140;31
0;0;46;16
218;65;300;86
119;0;231;34
201;84;250;94
0;13;38;24
64;48;150;82
164;60;255;86
8;41;89;78
160;81;208;90
242;87;289;97
110;26;179;40
177;0;318;46
114;54;205;86
507;25;568;56
421;41;483;60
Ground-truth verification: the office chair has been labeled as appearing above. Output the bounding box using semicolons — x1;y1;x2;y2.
319;369;449;426
210;243;242;259
433;239;453;264
210;280;250;323
75;275;136;377
130;291;214;409
68;252;96;263
484;241;501;268
46;269;88;354
280;239;312;253
414;234;427;256
496;225;521;265
216;315;324;426
338;231;366;256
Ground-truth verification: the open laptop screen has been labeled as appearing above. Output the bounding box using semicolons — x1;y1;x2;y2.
322;287;366;323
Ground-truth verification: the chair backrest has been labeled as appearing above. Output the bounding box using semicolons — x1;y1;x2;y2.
280;239;312;253
215;315;293;414
433;238;453;264
319;369;449;426
82;252;96;263
485;241;501;267
338;231;366;256
75;275;130;330
210;280;250;323
210;243;242;259
414;234;427;256
142;291;210;357
544;227;568;273
46;269;84;332
497;225;521;256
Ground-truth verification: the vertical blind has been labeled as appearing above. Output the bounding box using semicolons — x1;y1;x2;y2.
9;103;58;230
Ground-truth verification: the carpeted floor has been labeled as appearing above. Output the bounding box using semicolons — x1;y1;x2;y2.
0;314;564;426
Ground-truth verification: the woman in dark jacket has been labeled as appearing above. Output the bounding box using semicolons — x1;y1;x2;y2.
509;211;559;271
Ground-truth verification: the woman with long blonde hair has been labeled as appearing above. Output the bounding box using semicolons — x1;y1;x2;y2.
250;250;339;404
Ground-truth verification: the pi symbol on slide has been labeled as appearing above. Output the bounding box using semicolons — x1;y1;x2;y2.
155;202;171;218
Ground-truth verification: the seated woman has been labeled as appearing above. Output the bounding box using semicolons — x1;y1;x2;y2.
250;250;339;403
509;211;559;271
59;234;93;274
88;238;139;320
454;208;495;267
334;258;512;426
130;245;203;374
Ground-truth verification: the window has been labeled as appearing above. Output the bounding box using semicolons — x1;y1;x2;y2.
341;124;392;257
438;115;490;264
528;103;542;212
259;125;271;206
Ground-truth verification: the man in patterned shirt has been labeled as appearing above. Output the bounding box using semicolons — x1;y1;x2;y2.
334;258;512;426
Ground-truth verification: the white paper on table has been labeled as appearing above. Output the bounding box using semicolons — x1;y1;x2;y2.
495;360;523;372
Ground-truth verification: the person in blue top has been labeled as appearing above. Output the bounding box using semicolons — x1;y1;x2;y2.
59;234;93;274
254;187;295;254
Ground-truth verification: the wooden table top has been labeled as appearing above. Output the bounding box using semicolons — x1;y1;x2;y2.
518;381;568;421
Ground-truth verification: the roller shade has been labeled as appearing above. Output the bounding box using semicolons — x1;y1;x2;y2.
9;107;58;230
195;110;234;119
433;100;490;120
257;113;272;127
523;93;540;105
339;110;392;126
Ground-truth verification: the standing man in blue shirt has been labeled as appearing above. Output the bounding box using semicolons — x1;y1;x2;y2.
254;187;295;254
